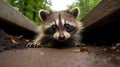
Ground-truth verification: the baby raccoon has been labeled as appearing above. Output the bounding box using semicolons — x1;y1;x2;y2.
27;7;83;48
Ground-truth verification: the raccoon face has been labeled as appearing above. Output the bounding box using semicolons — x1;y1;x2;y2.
39;7;81;41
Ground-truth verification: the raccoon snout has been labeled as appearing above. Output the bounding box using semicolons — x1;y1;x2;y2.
53;31;70;41
58;34;65;40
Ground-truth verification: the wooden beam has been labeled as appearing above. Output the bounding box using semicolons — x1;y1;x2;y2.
0;0;38;38
81;0;120;31
81;0;120;44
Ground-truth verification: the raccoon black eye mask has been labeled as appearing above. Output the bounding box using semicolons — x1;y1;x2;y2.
45;24;76;35
64;24;77;34
45;25;57;35
27;7;83;48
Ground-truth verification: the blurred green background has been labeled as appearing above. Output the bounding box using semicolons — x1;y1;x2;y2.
5;0;101;25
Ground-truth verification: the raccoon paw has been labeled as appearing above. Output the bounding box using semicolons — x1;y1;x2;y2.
26;42;43;48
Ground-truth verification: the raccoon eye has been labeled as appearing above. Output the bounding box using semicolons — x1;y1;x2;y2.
64;24;76;33
64;24;70;29
52;25;57;30
45;25;57;35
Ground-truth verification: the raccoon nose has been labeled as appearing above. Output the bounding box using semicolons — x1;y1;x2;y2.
59;34;65;40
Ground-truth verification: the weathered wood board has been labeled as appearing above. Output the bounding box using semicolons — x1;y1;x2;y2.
0;0;38;38
81;0;120;44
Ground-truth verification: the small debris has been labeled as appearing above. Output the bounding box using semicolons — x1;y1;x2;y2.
17;35;23;39
116;43;120;47
103;48;107;51
9;35;28;47
73;47;88;53
11;38;18;44
73;49;80;53
111;46;117;50
40;52;44;55
25;39;29;42
116;49;120;52
0;29;28;52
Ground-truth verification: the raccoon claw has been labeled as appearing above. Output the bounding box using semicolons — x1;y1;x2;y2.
26;42;42;48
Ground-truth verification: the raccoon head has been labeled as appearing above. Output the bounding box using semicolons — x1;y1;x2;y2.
39;7;82;41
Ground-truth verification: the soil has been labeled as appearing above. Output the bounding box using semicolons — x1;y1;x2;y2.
0;29;120;67
0;29;27;52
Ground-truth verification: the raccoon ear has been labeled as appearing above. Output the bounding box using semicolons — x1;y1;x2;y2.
69;7;80;18
39;10;50;21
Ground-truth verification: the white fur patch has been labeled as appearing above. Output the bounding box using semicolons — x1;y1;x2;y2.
61;18;65;26
44;22;55;29
55;19;59;26
53;31;59;40
53;31;70;40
